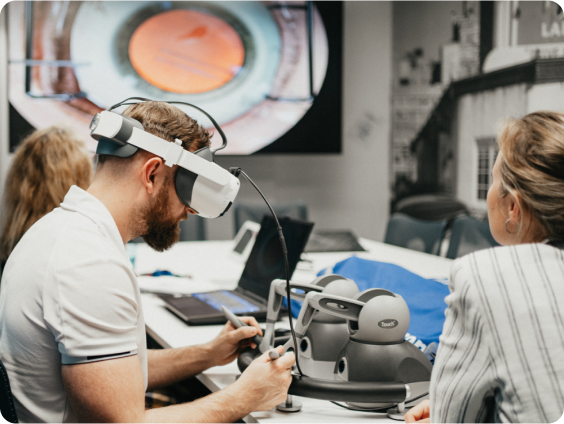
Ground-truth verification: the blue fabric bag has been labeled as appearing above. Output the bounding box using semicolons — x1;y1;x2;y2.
284;256;450;351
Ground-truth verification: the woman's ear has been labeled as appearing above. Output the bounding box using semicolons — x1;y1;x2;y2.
507;191;522;223
141;157;163;194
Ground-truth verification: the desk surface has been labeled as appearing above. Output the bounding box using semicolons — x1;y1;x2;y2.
139;239;453;423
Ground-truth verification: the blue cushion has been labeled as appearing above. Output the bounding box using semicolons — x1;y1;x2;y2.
283;256;450;350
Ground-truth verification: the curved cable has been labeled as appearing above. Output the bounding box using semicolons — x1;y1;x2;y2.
330;390;429;413
239;170;304;376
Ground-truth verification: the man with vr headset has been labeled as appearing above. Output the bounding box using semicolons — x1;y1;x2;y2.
0;101;295;423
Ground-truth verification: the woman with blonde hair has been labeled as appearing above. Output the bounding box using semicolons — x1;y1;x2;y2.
0;126;92;266
406;111;564;423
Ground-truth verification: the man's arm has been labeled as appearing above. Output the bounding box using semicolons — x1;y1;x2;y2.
62;347;294;423
146;316;262;391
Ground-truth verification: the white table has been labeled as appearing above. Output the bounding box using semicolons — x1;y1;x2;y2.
138;239;453;423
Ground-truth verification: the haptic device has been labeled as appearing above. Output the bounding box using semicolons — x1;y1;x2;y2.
237;276;432;421
89;97;240;218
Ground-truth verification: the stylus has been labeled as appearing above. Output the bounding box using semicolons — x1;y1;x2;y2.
269;350;280;360
221;306;263;346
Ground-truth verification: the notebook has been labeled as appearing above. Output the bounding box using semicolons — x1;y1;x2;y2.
159;215;314;325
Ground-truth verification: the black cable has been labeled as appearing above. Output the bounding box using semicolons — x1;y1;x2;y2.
406;392;430;404
330;391;429;413
238;170;304;376
330;401;388;413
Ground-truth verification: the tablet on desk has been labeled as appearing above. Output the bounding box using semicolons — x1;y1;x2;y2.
159;215;314;325
230;220;260;262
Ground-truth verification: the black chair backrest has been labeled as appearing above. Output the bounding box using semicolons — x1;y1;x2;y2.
129;215;206;244
384;213;447;255
446;215;500;259
0;359;18;423
395;194;469;221
178;215;206;241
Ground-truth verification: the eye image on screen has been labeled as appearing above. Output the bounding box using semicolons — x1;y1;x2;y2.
8;1;342;154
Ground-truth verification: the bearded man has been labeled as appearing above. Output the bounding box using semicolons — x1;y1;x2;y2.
0;101;294;423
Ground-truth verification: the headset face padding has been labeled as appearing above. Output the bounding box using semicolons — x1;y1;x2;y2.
175;166;199;210
173;146;211;210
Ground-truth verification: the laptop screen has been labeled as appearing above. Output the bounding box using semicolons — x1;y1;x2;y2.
237;215;314;300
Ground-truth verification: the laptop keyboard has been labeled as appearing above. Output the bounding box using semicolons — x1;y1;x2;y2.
193;290;260;314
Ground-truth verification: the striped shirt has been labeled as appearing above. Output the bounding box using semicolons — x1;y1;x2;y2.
430;243;564;423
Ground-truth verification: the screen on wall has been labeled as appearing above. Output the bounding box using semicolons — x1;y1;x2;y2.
8;1;342;155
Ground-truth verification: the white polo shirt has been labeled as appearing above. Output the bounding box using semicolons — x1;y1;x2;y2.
0;186;147;423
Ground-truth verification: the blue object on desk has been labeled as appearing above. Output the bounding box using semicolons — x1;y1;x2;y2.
283;256;450;350
151;270;174;277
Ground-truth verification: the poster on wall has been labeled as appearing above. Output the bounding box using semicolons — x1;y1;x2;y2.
394;1;564;216
8;1;342;154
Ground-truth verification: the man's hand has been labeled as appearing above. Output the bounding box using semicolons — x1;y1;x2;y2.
404;399;431;423
146;316;263;391
229;346;295;412
204;316;263;367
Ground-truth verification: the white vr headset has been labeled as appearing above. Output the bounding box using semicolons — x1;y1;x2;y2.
89;98;240;219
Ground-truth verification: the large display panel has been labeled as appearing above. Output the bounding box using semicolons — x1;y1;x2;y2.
8;1;342;154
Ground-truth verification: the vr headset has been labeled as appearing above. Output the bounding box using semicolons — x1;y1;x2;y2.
89;97;240;218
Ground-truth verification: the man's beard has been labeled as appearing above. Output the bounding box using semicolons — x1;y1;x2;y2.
135;176;185;252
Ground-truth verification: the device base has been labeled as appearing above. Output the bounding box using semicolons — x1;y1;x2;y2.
276;395;302;412
387;405;412;421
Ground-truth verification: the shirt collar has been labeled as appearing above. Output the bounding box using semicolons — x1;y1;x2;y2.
541;238;564;250
60;186;131;265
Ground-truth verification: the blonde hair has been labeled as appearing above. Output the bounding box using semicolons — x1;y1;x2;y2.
497;111;564;241
0;126;93;260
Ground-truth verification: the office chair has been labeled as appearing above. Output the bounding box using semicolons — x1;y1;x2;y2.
233;201;308;235
384;213;447;255
394;194;469;221
0;359;18;423
446;215;500;259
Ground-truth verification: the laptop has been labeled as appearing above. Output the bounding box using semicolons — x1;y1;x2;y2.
159;215;314;325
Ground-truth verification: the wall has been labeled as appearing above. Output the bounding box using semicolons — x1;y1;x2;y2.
212;1;393;241
527;82;564;113
455;81;564;214
455;84;528;211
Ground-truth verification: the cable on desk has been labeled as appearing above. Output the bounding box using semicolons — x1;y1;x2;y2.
237;170;304;377
330;391;429;413
330;401;388;413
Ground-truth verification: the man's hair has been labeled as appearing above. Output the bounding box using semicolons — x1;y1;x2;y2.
1;125;92;260
96;101;211;171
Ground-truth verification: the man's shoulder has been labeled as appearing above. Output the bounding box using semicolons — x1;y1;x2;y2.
13;207;127;276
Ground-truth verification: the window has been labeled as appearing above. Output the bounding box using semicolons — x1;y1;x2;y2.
476;137;497;200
